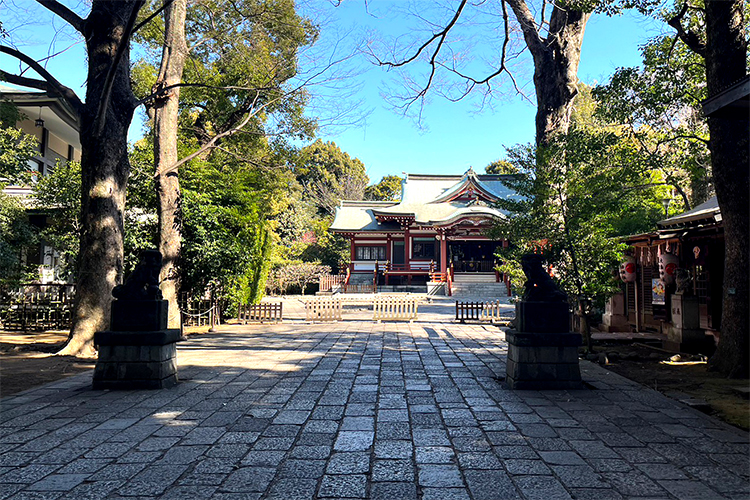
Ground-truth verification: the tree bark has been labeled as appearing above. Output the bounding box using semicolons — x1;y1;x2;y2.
153;0;188;329
702;0;749;378
58;1;142;356
506;0;591;146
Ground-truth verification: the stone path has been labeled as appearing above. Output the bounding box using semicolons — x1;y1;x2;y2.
1;320;748;500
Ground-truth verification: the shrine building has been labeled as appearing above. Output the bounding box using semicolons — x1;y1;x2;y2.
330;169;515;290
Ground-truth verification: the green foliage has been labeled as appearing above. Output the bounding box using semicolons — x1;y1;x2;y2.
296;139;368;214
129;0;322;305
0;192;37;285
0;103;36;186
593;26;712;206
32;160;81;281
134;0;318;147
365;175;402;201
484;160;518;175
493;129;663;305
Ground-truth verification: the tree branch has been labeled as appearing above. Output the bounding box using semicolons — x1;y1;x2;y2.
439;0;527;102
36;0;85;33
667;2;706;57
133;0;173;34
0;45;84;113
159;91;262;177
375;0;468;70
93;0;145;137
505;0;544;55
136;82;274;107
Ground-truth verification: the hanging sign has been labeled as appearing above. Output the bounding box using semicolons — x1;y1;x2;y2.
619;256;636;283
652;279;666;305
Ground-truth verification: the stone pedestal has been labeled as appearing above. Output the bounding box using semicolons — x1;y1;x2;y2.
93;299;181;390
505;301;582;390
664;294;708;353
601;293;629;332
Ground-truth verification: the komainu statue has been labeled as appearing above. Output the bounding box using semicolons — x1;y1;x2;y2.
521;253;568;303
112;249;163;301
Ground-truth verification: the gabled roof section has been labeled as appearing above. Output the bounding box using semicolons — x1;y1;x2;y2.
330;200;402;233
657;196;721;228
431;168;499;203
399;169;516;205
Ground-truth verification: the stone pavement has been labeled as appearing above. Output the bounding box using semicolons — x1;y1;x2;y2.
1;320;748;500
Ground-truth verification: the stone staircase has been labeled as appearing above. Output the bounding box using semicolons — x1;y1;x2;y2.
451;273;508;298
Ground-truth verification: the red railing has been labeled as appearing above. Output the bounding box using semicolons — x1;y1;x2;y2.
382;260;436;274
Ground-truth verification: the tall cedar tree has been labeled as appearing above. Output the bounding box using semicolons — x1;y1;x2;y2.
668;0;748;377
2;1;146;356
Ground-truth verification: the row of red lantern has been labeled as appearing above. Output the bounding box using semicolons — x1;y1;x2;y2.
619;253;678;284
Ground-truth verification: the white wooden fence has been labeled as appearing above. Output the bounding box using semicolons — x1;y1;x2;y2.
480;300;505;323
373;295;418;322
305;297;342;322
238;302;282;323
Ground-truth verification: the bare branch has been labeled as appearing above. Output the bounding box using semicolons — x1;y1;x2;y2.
36;0;85;33
0;44;84;112
93;1;145;137
437;0;527;103
375;0;468;70
136;82;275;107
657;133;710;146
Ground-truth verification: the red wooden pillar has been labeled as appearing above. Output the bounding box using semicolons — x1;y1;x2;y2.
439;231;447;274
385;235;392;286
404;225;411;284
349;235;356;274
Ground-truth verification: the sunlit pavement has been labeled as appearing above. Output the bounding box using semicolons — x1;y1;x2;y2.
1;318;748;499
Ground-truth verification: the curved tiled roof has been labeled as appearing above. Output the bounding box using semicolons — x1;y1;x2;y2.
330;169;513;232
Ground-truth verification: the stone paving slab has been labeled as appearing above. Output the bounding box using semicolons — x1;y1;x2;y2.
1;321;748;500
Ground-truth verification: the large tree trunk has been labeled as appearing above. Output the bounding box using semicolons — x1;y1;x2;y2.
507;0;591;146
58;1;141;356
703;0;748;378
153;0;188;329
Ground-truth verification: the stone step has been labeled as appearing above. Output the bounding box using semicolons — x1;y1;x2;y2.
451;284;507;289
452;274;497;283
451;283;508;298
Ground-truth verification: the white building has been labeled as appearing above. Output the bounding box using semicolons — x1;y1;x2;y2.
1;86;81;282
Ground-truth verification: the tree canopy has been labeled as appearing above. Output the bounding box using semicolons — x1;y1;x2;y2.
365;175;402;201
295;139;368;215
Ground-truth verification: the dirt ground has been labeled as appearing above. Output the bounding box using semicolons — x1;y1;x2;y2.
590;342;749;431
1;329;747;432
0;326;209;398
0;331;95;397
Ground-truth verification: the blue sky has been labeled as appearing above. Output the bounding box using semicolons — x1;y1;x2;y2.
1;1;664;185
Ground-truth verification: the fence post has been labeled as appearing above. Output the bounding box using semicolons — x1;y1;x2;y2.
208;290;217;332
